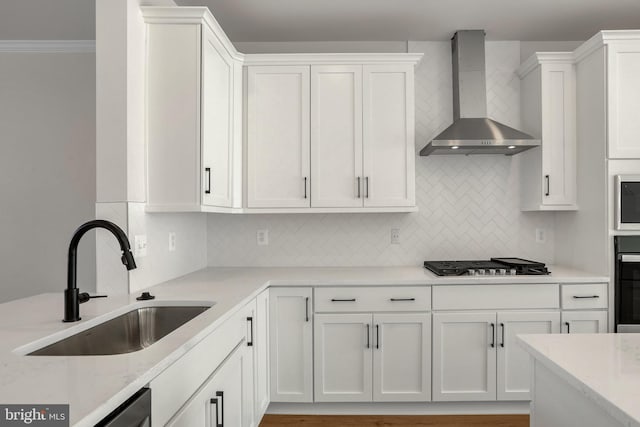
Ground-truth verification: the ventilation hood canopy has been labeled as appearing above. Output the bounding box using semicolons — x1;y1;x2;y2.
420;30;540;156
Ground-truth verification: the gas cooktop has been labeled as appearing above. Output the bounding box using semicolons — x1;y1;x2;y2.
424;258;550;276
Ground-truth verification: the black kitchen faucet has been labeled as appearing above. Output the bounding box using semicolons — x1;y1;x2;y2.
64;220;136;322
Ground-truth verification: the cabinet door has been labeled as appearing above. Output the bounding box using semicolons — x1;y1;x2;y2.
432;312;497;401
562;311;607;334
496;311;560;401
373;313;430;402
254;290;270;420
201;25;234;207
310;65;363;207
169;344;243;427
314;313;373;402
362;64;415;207
269;287;313;402
541;62;576;205
607;42;640;159
241;301;257;427
247;66;311;207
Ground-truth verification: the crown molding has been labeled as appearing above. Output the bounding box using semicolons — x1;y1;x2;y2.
516;52;574;78
141;6;243;61
0;40;95;53
574;30;640;62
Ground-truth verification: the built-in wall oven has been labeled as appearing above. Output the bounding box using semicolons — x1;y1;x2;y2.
615;175;640;230
615;236;640;332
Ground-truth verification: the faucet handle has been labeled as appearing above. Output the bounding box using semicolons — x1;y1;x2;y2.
78;292;108;304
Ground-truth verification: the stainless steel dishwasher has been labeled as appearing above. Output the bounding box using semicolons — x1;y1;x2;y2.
95;388;151;427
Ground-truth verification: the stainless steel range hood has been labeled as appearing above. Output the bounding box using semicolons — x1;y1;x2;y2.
420;30;540;156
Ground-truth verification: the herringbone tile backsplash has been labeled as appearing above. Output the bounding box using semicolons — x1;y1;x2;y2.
207;41;556;267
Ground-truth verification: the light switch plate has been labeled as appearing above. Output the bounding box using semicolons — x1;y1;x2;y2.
134;234;148;257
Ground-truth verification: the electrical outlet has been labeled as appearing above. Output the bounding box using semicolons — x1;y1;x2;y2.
257;229;269;246
535;228;546;244
168;232;176;252
134;234;147;257
391;228;401;244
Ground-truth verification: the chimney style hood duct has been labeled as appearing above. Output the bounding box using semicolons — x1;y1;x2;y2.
420;30;540;156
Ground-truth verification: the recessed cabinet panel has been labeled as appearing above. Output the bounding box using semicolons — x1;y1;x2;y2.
608;43;640;159
518;54;577;210
247;66;311;208
432;312;497;401
363;65;415;207
314;313;372;402
202;26;233;207
496;311;560;401
373;313;430;402
311;65;363;208
269;287;313;402
562;311;608;333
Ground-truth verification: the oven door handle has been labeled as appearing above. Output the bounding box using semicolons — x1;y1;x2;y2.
621;254;640;263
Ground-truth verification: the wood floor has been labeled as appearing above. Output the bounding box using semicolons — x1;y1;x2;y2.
260;414;529;427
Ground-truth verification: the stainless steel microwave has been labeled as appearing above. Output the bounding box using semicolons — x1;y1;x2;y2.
616;175;640;230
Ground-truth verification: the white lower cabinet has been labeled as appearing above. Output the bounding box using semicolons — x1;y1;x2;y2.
169;342;245;426
432;312;497;401
254;289;270;419
432;311;560;402
561;311;608;333
314;312;430;402
373;313;431;402
496;311;560;400
269;287;313;402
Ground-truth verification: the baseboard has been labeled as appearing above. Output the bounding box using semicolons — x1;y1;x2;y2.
266;401;530;416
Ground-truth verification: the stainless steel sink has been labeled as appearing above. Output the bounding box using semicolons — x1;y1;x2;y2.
29;305;211;356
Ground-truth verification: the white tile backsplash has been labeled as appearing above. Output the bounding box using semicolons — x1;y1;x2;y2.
206;41;556;267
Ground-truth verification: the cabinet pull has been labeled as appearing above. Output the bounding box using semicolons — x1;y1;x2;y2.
544;175;550;196
331;298;356;302
216;391;224;427
490;323;495;348
565;321;571;334
390;298;415;302
305;297;309;322
365;177;369;198
304;177;308;199
375;324;380;349
366;324;370;349
209;397;222;427
357;177;361;198
205;167;212;194
500;323;505;348
572;295;600;299
247;316;254;347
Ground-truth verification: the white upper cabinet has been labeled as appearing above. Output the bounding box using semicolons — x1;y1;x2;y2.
143;7;243;212
518;53;577;210
605;41;640;159
310;65;363;208
247;66;311;208
363;64;416;208
245;55;421;213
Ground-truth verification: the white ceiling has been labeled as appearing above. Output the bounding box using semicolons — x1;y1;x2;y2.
1;0;639;41
176;0;640;42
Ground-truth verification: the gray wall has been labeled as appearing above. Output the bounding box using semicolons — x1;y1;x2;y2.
0;52;96;303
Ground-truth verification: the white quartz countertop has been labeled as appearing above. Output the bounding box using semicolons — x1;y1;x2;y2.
0;265;607;425
518;333;640;427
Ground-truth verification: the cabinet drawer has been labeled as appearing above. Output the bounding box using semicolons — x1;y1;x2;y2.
561;284;608;309
150;307;246;427
314;286;430;312
432;284;559;310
